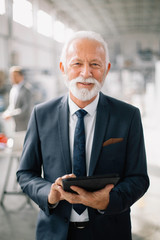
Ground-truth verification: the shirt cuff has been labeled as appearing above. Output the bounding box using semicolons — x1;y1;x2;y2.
48;202;59;209
97;209;105;214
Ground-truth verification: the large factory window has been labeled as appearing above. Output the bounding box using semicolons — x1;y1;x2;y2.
53;20;65;43
53;21;74;43
13;0;33;28
37;10;52;37
0;0;5;15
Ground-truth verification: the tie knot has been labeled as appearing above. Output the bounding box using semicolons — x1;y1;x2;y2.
75;109;87;118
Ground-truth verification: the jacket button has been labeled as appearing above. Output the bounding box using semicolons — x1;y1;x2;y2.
64;217;69;223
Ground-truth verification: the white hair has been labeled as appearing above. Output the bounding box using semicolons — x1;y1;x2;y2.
60;31;110;71
9;66;23;75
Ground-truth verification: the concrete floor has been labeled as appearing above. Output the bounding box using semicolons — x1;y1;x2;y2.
0;110;160;240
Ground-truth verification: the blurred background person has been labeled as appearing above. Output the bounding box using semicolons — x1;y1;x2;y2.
2;66;33;132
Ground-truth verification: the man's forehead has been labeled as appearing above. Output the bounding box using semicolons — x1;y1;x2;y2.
11;71;20;75
66;38;105;58
68;38;103;49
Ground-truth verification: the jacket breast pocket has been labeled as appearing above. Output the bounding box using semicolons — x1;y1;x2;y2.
95;141;126;175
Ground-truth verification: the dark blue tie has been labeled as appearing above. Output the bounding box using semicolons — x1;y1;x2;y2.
73;109;87;214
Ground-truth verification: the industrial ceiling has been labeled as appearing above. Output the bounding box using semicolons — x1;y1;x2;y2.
48;0;160;69
49;0;160;37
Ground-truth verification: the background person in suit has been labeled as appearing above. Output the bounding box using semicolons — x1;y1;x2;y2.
17;31;149;240
2;66;32;132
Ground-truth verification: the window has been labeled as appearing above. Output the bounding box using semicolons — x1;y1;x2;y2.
53;20;74;43
66;27;74;41
0;0;5;15
13;0;33;28
37;10;52;37
53;21;65;43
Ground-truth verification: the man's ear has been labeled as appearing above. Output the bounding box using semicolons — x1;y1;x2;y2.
59;62;65;74
106;62;111;76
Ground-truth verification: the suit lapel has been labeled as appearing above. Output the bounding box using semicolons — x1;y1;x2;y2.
89;93;110;176
58;95;72;174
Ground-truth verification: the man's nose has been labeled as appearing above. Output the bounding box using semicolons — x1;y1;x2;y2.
80;64;92;79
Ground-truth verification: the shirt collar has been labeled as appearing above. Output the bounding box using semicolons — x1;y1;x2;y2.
69;93;99;117
12;81;24;89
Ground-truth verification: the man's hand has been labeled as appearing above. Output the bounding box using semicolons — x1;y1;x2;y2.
48;173;76;205
4;116;11;120
56;181;114;210
2;113;11;120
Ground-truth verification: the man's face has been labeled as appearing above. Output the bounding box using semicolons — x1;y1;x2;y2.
10;71;23;85
61;38;110;102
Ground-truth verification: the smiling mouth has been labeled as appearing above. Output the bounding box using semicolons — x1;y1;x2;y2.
78;82;94;86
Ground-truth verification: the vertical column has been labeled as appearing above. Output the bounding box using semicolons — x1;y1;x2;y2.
155;61;160;116
5;0;13;69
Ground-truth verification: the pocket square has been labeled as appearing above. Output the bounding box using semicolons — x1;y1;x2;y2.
103;138;124;147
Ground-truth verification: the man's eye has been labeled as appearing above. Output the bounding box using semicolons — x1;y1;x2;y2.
91;63;99;67
74;62;81;65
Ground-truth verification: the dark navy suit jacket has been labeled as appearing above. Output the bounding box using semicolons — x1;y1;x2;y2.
17;92;149;240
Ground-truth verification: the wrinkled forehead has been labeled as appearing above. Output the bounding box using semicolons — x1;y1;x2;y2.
66;38;106;60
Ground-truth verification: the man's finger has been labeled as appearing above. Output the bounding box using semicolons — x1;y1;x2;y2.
62;173;76;179
104;184;114;192
57;186;82;204
70;186;86;195
55;174;76;186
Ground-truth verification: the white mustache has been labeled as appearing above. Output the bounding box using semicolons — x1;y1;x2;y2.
69;76;98;85
64;75;103;101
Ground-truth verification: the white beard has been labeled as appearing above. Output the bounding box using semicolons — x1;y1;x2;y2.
64;76;104;101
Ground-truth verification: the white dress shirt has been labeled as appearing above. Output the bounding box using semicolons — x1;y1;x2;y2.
3;81;24;118
69;93;99;222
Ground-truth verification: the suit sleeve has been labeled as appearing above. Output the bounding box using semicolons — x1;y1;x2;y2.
105;108;149;214
16;107;51;216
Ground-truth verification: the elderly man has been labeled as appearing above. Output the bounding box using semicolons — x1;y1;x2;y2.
17;31;149;240
2;66;32;132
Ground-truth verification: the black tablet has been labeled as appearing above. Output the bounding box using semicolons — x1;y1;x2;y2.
62;174;120;193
